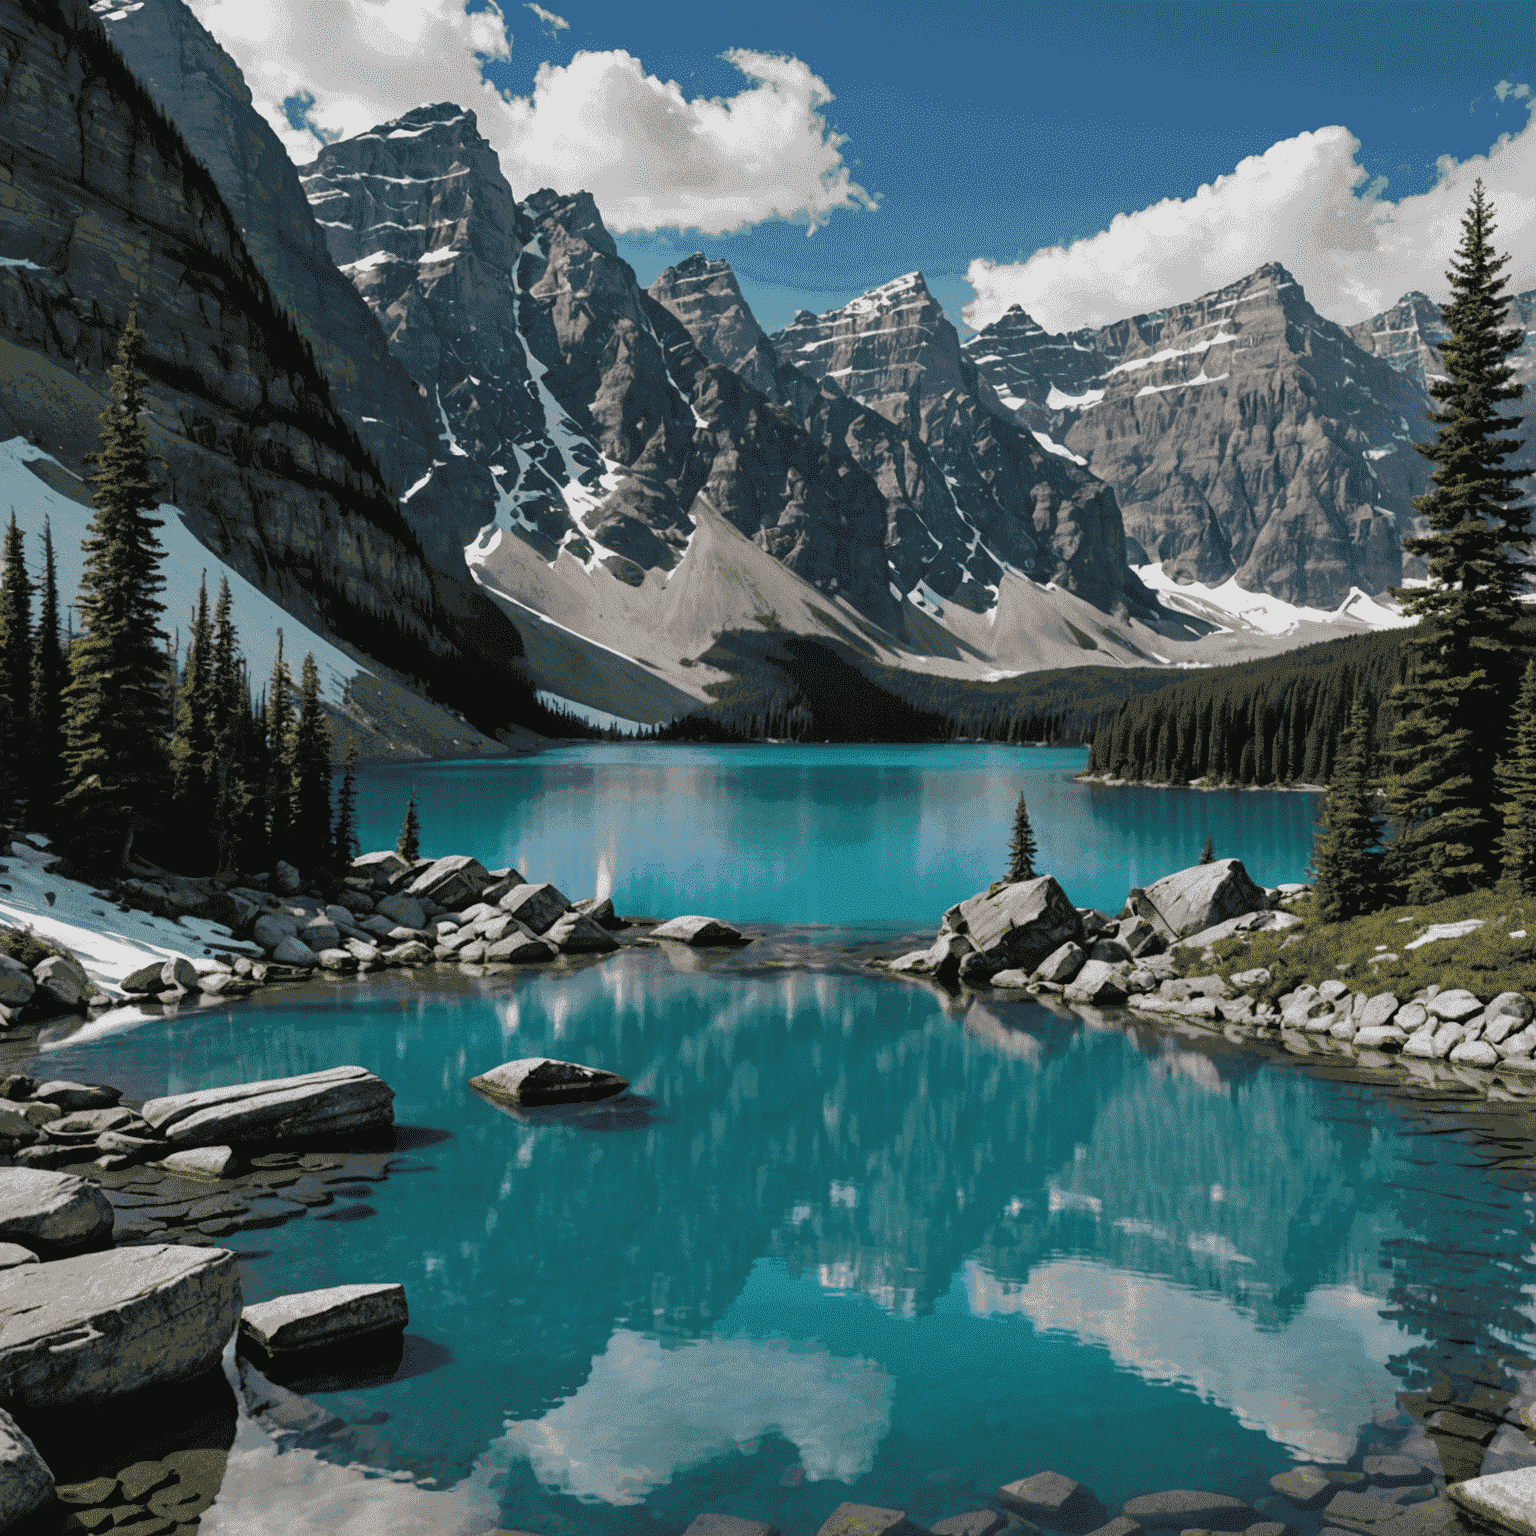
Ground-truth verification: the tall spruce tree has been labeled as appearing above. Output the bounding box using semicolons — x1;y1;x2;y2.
290;652;333;866
1312;700;1385;923
169;575;217;869
29;520;65;829
264;633;295;864
1199;833;1215;865
60;306;169;864
1006;793;1037;881
332;731;359;868
0;514;31;833
1499;661;1536;895
396;793;420;862
1385;182;1530;902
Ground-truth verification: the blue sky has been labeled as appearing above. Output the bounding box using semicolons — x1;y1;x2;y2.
197;0;1536;335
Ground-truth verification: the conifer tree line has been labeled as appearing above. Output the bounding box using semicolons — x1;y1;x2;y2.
0;305;370;878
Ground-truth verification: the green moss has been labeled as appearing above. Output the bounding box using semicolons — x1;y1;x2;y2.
1200;889;1536;1005
0;925;75;971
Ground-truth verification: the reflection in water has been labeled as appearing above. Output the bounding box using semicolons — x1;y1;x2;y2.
37;952;1536;1535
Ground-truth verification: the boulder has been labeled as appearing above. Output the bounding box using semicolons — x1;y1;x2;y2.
252;913;299;952
1034;942;1087;984
0;968;35;1008
929;1516;1005;1536
437;926;482;954
1117;918;1167;959
1500;1026;1536;1059
1428;989;1483;1022
469;1057;628;1107
382;941;433;966
956;876;1083;975
1141;859;1269;940
887;951;935;975
815;1506;926;1536
1486;996;1535;1044
1451;1039;1500;1068
479;873;525;906
316;949;359;973
31;964;87;1014
1269;1467;1334;1509
651;915;748;947
545;910;621;954
160;1146;238;1179
0;1109;39;1154
301;919;341;953
122;957;200;995
1182;910;1301;950
685;1518;782;1536
140;1065;395;1146
1448;1467;1536;1536
0;1407;53;1527
35;954;89;993
271;936;318;967
1354;1025;1408;1052
239;1281;407;1355
1361;1457;1428;1487
483;931;557;964
0;1168;114;1252
576;895;624;930
46;1107;139;1143
273;860;302;894
922;932;973;981
0;1246;35;1272
1089;939;1133;964
375;893;428;930
352;850;409;887
989;969;1033;987
1119;1493;1254;1530
998;1472;1105;1527
1358;994;1400;1031
407;855;492;910
1065;960;1129;1005
1120;889;1177;941
0;1244;241;1408
500;882;573;934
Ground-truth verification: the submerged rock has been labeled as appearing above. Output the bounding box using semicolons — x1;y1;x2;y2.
998;1471;1105;1528
0;1168;114;1253
651;915;749;946
239;1281;407;1355
1120;1492;1253;1530
815;1505;927;1536
140;1065;394;1146
469;1057;629;1107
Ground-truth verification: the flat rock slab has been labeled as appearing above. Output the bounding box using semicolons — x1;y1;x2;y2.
469;1058;629;1108
1322;1492;1411;1533
1271;1468;1334;1509
140;1065;394;1146
0;1407;52;1526
1085;1520;1142;1536
1362;1458;1429;1487
930;1514;1007;1536
0;1244;240;1408
999;1472;1104;1527
651;915;749;946
0;1167;114;1252
240;1281;406;1354
160;1146;238;1179
1121;1493;1253;1530
815;1504;927;1536
1451;1467;1536;1536
683;1517;783;1536
0;1244;37;1271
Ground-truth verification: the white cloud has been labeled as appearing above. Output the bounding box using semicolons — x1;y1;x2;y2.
525;2;567;33
964;107;1536;333
1496;80;1532;102
186;1;875;236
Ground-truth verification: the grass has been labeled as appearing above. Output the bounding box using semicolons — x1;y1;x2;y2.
1184;888;1536;1005
0;925;75;971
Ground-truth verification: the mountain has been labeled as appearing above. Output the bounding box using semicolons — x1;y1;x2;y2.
962;264;1438;607
0;0;540;755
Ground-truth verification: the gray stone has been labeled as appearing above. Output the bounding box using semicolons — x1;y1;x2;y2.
141;1065;395;1146
1501;1026;1536;1059
240;1281;407;1354
316;948;359;972
500;882;573;934
0;1108;39;1152
32;963;87;1013
383;941;433;966
1034;943;1086;984
815;1505;926;1536
0;1244;37;1271
1427;988;1482;1021
1362;1458;1428;1487
1120;1493;1253;1530
1182;910;1301;951
1450;1467;1536;1536
46;1107;138;1142
345;939;380;964
437;925;482;954
1270;1468;1335;1509
1230;967;1272;990
375;893;429;930
575;895;624;929
253;912;300;950
1141;858;1269;939
1358;994;1400;1030
1320;1493;1407;1534
1065;960;1129;1004
469;1057;628;1107
122;960;169;995
923;932;974;979
1396;1002;1429;1032
998;1472;1104;1525
407;855;493;910
651;915;748;946
545;909;621;954
0;967;35;1007
0;1244;241;1407
0;1168;114;1251
271;936;318;967
301;919;341;952
1353;1025;1408;1051
1318;979;1349;1001
1090;939;1133;964
479;873;525;906
930;1514;1005;1536
34;953;89;993
1085;1521;1142;1536
1451;1039;1499;1067
273;860;302;894
483;930;558;964
888;950;935;975
160;1145;238;1179
959;876;1083;974
1117;918;1168;959
0;1407;53;1527
352;850;409;886
684;1517;783;1536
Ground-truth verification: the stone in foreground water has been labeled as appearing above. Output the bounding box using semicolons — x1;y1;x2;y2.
469;1057;628;1107
0;1167;114;1252
240;1281;407;1354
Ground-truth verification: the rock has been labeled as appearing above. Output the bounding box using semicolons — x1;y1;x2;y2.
1317;979;1349;1001
0;1407;54;1527
0;967;35;1008
0;1244;37;1271
1141;859;1269;939
32;963;87;1013
1501;1026;1536;1059
1064;960;1129;1005
0;1108;39;1153
1182;911;1300;951
483;931;558;964
651;915;748;946
35;953;89;992
122;960;169;995
1270;1468;1333;1509
575;896;624;930
1358;994;1400;1030
1230;967;1272;989
888;950;935;975
923;932;974;980
252;913;300;951
958;877;1084;975
456;941;488;965
406;855;493;910
998;1472;1105;1527
815;1505;926;1536
239;1281;407;1355
141;1065;395;1146
1319;1492;1412;1533
1450;1039;1499;1067
544;910;621;954
469;1057;628;1107
498;883;573;934
46;1107;139;1142
383;941;433;966
1085;1521;1142;1536
0;1244;240;1407
1449;1467;1536;1536
437;926;481;954
1427;988;1482;1021
1090;939;1133;964
1120;1493;1254;1530
0;1168;114;1252
375;893;429;930
1354;1025;1408;1051
1117;918;1168;959
990;969;1033;987
684;1517;782;1536
930;1514;1006;1536
479;874;525;906
352;851;409;886
316;948;359;972
1362;1458;1428;1487
273;861;302;894
302;919;341;953
160;1146;238;1179
271;936;318;967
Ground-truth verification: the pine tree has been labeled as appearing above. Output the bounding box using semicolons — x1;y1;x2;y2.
1312;700;1385;923
264;633;295;864
332;730;359;868
209;576;241;741
1385;181;1530;902
1199;833;1215;865
290;652;333;867
169;574;216;868
1499;661;1536;895
29;520;65;830
396;793;420;862
1006;792;1037;881
0;514;33;765
60;305;169;864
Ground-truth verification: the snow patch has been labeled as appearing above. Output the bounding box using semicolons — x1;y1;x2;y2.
1107;332;1238;377
339;250;399;273
1134;560;1414;636
1031;430;1087;466
0;256;44;272
1046;385;1105;411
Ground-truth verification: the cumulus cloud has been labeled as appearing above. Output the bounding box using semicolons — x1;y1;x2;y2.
525;2;567;33
1496;80;1532;101
187;0;875;236
964;105;1536;333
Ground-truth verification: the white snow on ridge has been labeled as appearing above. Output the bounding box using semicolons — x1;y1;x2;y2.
1107;332;1238;377
1046;385;1105;411
1134;561;1414;637
0;437;365;703
0;255;44;272
1031;430;1087;466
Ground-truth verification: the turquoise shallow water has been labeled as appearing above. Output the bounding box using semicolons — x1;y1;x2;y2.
350;745;1323;925
39;952;1536;1536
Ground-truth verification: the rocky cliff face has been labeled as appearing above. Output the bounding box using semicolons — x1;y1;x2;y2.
964;264;1436;607
0;0;527;723
764;272;1157;617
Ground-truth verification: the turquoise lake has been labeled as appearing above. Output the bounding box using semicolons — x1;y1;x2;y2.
348;744;1324;925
